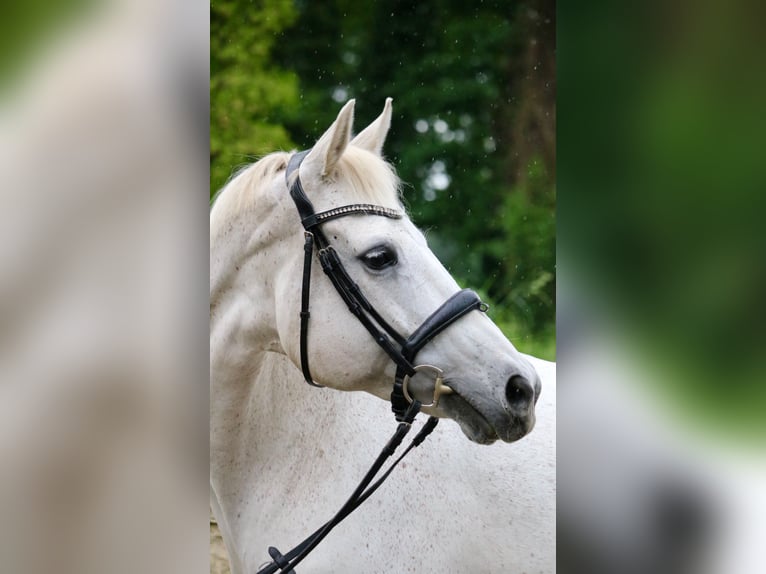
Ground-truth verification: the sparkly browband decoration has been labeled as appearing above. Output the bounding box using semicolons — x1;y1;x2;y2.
302;204;404;228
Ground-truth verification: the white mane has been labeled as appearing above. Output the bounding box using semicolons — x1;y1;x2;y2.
210;152;289;226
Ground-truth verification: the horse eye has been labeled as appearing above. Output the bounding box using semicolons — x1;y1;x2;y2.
360;245;398;270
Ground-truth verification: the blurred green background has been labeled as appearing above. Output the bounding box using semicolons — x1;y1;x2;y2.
0;0;90;92
211;0;556;360
559;0;766;439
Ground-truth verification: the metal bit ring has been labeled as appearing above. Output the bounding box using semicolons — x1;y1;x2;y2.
401;364;454;408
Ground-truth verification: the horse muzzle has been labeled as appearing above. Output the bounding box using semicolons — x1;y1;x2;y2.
422;368;540;444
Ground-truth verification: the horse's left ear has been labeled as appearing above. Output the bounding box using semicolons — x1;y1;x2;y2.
350;98;392;157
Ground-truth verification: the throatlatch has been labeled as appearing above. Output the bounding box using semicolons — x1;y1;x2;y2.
256;150;488;574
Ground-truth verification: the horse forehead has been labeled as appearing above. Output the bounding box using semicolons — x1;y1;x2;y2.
302;149;401;207
326;215;427;251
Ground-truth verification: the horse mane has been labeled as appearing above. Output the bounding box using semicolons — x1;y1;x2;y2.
211;146;403;223
210;152;290;219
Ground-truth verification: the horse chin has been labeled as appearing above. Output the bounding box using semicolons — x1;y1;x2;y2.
455;417;500;445
438;391;535;445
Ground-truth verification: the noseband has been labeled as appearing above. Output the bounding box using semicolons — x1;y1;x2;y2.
256;150;488;574
285;149;488;420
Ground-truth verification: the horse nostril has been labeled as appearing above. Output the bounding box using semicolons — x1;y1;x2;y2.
506;374;534;410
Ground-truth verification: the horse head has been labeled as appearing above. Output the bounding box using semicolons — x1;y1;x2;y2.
269;99;540;444
211;99;540;444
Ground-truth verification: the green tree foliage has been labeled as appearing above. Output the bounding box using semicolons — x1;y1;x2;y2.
211;0;299;192
211;0;555;357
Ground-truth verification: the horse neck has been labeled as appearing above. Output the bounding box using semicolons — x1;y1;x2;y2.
209;179;371;527
210;348;384;568
210;179;295;467
210;176;293;367
211;349;381;483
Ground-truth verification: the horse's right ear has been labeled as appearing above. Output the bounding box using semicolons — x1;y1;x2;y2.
302;99;355;179
351;98;392;156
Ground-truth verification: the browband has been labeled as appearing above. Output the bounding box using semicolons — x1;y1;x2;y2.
286;150;403;235
303;204;402;229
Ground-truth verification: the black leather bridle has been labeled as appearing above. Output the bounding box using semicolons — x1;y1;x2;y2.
256;149;489;573
286;149;488;420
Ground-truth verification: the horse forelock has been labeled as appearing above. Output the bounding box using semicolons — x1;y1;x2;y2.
333;145;402;209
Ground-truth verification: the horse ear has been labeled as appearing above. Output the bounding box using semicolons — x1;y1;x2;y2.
350;98;392;156
303;99;355;178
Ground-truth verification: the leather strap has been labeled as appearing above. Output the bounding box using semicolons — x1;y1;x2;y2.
285;150;314;226
401;289;486;362
257;403;433;574
318;247;409;349
267;547;296;574
303;204;402;229
298;232;323;387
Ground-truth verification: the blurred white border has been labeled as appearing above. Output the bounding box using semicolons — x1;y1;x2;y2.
0;2;209;573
